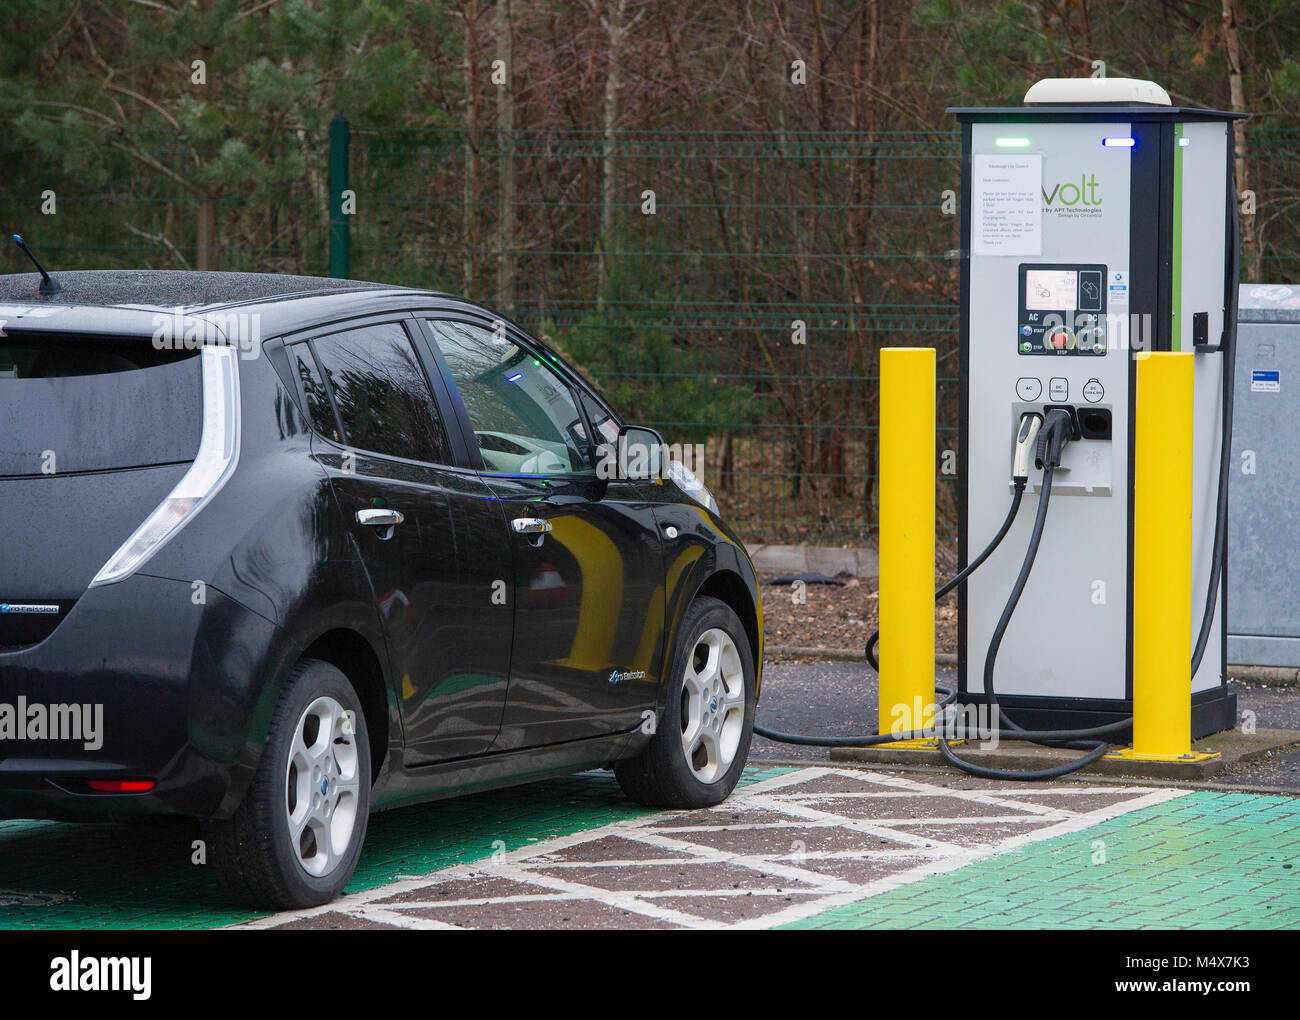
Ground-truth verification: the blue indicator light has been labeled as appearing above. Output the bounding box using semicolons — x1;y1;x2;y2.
1102;137;1135;148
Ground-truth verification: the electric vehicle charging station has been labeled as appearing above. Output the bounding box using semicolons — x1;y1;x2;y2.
951;78;1241;739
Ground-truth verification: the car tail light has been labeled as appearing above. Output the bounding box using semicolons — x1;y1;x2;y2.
90;344;241;587
85;779;155;793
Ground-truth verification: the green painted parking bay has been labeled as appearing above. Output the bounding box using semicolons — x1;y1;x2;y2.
2;774;1295;930
0;774;655;930
0;766;790;930
784;791;1300;930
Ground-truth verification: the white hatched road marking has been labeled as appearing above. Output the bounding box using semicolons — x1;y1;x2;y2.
230;767;1190;930
348;907;463;930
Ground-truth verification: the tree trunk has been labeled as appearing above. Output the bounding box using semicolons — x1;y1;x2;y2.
720;434;735;493
462;0;483;295
862;0;884;531
597;0;629;309
497;0;516;310
1222;0;1254;279
196;198;215;270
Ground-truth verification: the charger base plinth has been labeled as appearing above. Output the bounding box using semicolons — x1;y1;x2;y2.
1103;747;1220;764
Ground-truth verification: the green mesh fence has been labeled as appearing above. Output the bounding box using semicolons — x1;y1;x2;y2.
3;126;1297;546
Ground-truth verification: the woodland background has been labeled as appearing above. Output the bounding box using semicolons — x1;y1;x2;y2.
2;0;1297;542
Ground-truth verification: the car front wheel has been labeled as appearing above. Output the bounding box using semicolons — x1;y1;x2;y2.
614;595;756;808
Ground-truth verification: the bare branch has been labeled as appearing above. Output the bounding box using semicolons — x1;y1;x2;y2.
123;221;193;269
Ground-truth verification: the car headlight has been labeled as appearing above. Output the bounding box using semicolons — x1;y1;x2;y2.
665;458;719;514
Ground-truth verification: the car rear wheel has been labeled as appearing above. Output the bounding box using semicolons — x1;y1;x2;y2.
614;595;756;808
204;658;371;909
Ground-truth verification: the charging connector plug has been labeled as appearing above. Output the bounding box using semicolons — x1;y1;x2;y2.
1013;413;1043;481
1034;407;1076;470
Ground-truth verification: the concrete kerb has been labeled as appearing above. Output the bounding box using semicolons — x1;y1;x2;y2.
749;544;878;578
764;645;1298;687
761;755;1300;797
828;728;1300;783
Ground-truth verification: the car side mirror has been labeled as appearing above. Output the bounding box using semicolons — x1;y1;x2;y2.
611;425;665;481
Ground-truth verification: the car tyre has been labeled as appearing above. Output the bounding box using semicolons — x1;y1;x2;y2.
614;595;756;809
204;658;371;909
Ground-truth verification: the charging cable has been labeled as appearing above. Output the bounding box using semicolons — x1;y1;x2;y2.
753;413;1042;748
757;231;1239;780
937;410;1128;779
756;408;1164;777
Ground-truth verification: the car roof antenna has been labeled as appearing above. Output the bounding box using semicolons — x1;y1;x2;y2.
12;234;60;295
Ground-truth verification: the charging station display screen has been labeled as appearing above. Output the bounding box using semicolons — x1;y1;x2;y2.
1017;263;1107;356
1025;270;1078;311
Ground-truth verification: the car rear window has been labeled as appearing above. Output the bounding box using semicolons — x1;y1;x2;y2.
0;334;202;476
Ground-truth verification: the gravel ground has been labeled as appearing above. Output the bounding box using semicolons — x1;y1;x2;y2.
752;660;1300;789
760;572;959;653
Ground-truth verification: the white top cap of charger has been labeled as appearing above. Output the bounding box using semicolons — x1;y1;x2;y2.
1023;77;1171;106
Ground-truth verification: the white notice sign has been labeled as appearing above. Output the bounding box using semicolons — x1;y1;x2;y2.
972;154;1042;256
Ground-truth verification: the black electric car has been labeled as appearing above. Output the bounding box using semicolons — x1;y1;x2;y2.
0;270;762;908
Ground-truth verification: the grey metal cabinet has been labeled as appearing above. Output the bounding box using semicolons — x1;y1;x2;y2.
1229;284;1300;666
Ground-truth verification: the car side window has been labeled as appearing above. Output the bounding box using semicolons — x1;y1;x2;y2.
425;319;595;476
290;342;342;443
578;390;621;446
308;322;453;465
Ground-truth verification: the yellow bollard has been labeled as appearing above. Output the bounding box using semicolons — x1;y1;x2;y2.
1108;351;1218;764
877;348;938;747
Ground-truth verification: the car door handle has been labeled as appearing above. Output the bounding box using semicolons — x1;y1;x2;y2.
356;508;405;527
510;517;553;535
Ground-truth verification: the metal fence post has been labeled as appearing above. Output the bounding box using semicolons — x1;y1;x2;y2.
329;114;351;279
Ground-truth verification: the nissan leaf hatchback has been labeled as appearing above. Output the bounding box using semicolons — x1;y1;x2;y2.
0;270;762;909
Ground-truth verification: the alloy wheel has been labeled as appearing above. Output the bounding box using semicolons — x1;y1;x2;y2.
284;695;361;878
679;627;746;783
